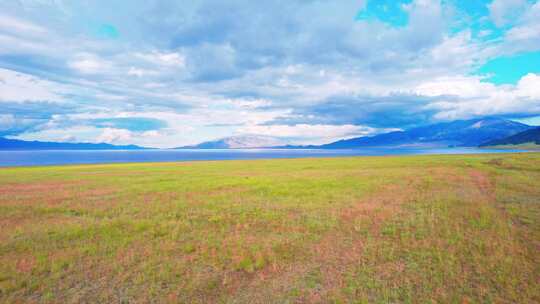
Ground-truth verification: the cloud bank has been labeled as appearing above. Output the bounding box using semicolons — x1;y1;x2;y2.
0;0;539;147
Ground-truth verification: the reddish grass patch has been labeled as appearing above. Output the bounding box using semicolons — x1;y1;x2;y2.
15;255;36;273
0;181;84;208
222;176;423;303
469;169;495;201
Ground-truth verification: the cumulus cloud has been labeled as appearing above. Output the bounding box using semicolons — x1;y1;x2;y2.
516;73;540;99
417;73;540;120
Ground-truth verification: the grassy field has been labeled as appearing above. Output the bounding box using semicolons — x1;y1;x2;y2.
0;153;539;303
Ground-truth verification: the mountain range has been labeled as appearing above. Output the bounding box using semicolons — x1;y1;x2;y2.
266;118;532;149
0;118;535;150
318;118;532;149
176;118;532;149
0;137;146;150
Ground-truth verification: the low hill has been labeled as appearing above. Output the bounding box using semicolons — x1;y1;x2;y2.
0;137;147;150
480;127;540;147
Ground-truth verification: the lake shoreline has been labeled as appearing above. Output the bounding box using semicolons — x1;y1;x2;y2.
0;148;534;167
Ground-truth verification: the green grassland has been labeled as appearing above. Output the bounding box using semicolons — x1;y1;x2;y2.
1;153;539;303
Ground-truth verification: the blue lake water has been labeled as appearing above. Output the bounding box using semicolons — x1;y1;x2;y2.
0;148;528;167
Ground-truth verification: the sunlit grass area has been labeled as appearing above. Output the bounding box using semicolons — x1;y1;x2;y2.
1;153;539;303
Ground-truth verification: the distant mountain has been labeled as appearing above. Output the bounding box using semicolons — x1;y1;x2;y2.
176;118;533;150
176;135;286;149
0;137;147;150
320;118;532;149
480;127;540;147
6;118;528;151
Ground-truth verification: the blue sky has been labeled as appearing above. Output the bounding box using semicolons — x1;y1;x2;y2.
0;0;539;148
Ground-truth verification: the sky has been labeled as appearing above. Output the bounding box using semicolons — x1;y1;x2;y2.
1;0;540;148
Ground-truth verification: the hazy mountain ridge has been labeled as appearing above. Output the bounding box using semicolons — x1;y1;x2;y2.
0;137;146;150
175;135;287;149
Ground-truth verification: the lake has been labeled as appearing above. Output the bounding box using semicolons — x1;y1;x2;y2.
0;147;528;167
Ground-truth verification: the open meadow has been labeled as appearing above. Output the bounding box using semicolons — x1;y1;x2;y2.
1;153;539;303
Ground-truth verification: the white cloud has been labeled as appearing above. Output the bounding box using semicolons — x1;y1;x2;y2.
96;128;133;143
135;51;186;67
0;33;48;55
506;23;540;41
14;124;159;146
499;2;540;53
416;73;540;102
238;124;379;142
14;125;100;143
488;0;528;27
427;31;483;72
127;67;156;77
68;53;111;74
516;73;540;99
0;14;47;36
0;14;76;57
94;93;129;101
143;82;167;89
45;108;293;148
0;68;65;102
417;73;540;120
227;98;272;109
415;76;495;98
